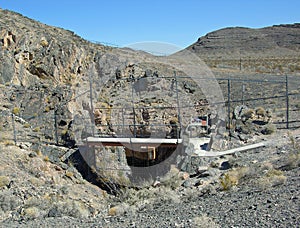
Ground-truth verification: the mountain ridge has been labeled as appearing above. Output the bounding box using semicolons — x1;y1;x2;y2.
187;23;300;57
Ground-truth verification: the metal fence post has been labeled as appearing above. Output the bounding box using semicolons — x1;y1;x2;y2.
89;68;95;137
242;84;245;105
54;108;59;145
174;71;182;140
11;113;17;145
286;75;289;129
227;79;231;135
131;76;137;138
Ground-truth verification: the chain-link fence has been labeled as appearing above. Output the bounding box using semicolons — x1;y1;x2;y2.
0;75;299;146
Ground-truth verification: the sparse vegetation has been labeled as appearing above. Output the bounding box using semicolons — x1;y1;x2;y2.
220;162;288;191
255;106;266;117
286;153;300;169
43;155;49;162
283;134;300;170
256;169;287;189
33;148;42;156
108;206;118;216
242;108;255;121
40;39;48;47
23;123;31;128
12;107;20;115
33;127;40;132
192;214;220;228
3;140;15;146
44;106;50;113
219;167;251;190
65;170;74;178
23;206;40;219
0;176;10;187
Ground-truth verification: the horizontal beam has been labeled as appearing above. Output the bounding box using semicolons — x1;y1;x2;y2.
80;137;183;148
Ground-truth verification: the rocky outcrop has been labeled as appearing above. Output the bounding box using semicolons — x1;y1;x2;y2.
0;11;104;86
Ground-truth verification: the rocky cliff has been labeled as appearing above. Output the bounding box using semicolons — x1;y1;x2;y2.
0;9;210;186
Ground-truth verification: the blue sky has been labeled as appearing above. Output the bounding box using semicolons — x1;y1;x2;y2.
1;0;299;53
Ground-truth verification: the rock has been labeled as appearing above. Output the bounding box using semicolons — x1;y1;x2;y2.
28;152;37;158
144;69;152;77
182;179;193;188
220;161;231;170
17;142;31;149
197;166;209;174
183;81;196;94
234;105;248;119
238;134;249;142
153;179;161;188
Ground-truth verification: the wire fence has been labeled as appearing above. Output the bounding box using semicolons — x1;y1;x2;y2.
0;75;299;147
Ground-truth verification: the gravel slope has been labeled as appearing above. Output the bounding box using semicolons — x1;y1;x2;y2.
2;130;299;228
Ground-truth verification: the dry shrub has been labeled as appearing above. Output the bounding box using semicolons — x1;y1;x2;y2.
44;106;50;113
23;207;40;219
192;214;220;228
3;140;15;146
108;206;117;216
43;155;49;162
108;203;131;216
36;149;42;156
116;185;180;214
219;173;238;190
257;169;287;189
0;176;10;187
33;127;40;132
40;38;48;47
23;123;31;128
289;134;300;150
219;167;252;190
161;165;182;189
12;107;20;115
283;134;300;169
286;153;300;169
260;162;274;171
29;177;44;187
242;109;255;121
49;200;89;218
255;106;266;117
65;170;74;178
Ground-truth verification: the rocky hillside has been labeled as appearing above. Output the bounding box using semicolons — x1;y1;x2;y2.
0;8;220;187
0;8;300;227
0;8;225;149
185;24;300;73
